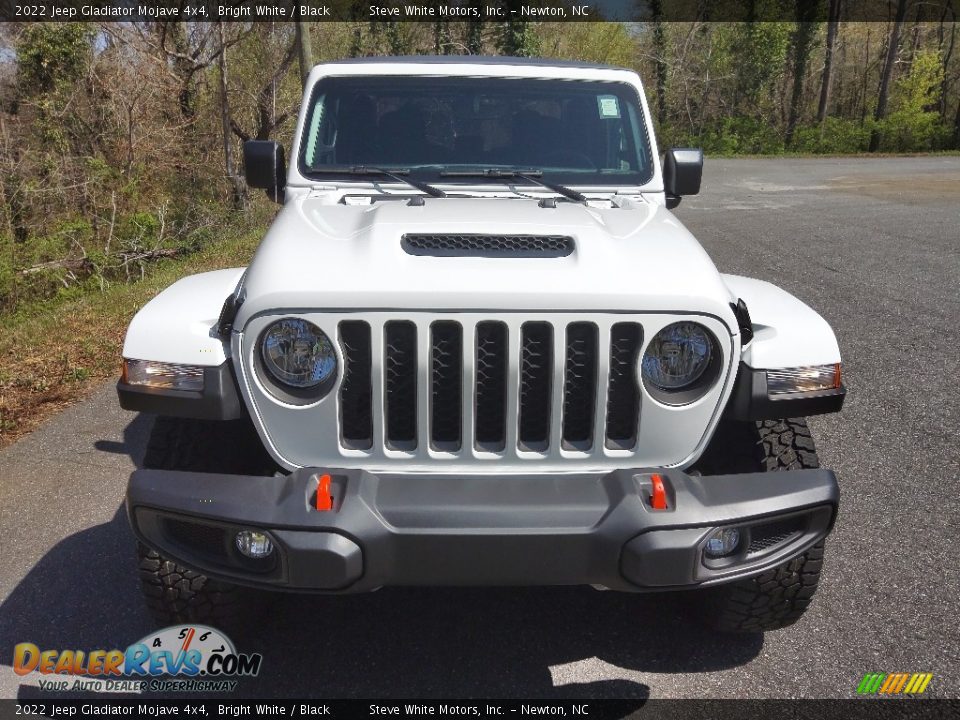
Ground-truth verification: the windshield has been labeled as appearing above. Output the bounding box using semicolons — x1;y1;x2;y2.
298;76;654;186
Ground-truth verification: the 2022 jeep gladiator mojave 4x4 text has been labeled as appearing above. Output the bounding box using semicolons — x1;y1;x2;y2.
118;57;845;633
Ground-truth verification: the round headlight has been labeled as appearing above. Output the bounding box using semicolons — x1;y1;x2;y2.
260;318;336;390
641;322;717;393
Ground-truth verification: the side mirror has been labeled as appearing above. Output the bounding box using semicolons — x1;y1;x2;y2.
663;148;703;209
243;140;286;203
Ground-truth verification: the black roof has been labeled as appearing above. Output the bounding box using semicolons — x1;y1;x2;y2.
323;55;630;72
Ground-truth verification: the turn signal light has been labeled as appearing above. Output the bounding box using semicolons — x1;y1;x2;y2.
767;363;842;395
122;358;204;392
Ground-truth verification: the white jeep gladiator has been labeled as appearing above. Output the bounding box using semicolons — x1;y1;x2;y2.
118;57;845;633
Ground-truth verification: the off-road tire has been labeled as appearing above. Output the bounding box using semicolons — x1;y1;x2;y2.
137;416;276;627
689;418;828;633
138;544;250;626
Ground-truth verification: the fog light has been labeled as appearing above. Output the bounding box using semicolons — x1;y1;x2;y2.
235;530;274;559
705;528;741;559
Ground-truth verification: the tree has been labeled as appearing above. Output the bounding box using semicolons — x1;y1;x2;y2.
227;26;298;142
870;0;909;151
817;0;842;124
217;23;246;210
466;6;484;54
785;2;823;146
499;2;538;56
295;21;314;90
650;0;669;127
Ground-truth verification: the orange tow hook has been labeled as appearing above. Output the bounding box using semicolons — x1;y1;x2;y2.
649;473;668;510
315;473;333;511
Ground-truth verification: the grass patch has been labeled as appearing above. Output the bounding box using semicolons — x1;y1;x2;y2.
0;214;270;448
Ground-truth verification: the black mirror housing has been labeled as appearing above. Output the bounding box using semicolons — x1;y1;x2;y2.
243;141;286;203
663;148;703;208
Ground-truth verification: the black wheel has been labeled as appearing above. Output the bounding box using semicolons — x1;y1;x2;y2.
137;416;277;627
689;418;828;633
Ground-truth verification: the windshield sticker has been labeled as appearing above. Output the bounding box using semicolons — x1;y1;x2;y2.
598;95;620;119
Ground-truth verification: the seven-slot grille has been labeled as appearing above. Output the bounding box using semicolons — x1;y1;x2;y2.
337;319;643;454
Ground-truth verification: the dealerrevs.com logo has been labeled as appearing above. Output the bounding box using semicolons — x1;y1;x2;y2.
13;625;262;693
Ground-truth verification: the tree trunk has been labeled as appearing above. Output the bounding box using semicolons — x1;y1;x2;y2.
434;21;452;54
817;0;842;126
953;95;960;149
295;21;313;90
217;24;247;210
869;0;908;151
938;9;956;118
785;5;819;146
651;0;668;128
467;5;483;54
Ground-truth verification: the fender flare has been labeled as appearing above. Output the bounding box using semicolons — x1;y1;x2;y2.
118;269;246;421
122;268;245;366
722;274;841;368
722;274;845;420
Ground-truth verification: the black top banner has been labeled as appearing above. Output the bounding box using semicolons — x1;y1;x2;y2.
2;699;959;719
0;0;955;24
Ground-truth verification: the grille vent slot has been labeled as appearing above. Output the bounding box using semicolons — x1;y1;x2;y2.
562;323;598;449
518;322;553;451
339;321;373;449
430;321;462;451
384;321;418;450
475;321;508;451
605;323;642;449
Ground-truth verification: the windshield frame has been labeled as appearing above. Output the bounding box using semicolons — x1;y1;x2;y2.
295;74;657;190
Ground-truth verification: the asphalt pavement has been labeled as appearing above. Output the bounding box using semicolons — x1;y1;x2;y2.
1;157;958;700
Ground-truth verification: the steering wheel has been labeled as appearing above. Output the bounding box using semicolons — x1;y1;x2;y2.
540;150;598;170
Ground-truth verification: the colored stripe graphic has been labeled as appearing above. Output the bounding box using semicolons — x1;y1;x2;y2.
857;672;933;695
857;673;884;694
887;673;910;695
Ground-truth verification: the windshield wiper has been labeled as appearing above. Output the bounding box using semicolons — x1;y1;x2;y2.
307;166;447;198
439;168;587;204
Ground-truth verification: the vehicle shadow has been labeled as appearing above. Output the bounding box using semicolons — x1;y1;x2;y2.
3;414;764;700
92;410;154;468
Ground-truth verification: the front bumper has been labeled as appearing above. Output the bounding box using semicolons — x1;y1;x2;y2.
126;467;838;593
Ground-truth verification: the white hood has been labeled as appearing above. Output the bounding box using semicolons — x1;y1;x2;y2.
236;193;738;330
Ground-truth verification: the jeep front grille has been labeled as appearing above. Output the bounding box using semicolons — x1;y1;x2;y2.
242;311;732;471
338;318;644;455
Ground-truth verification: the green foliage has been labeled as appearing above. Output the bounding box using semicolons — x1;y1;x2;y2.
723;21;791;111
537;22;635;67
668;117;786;155
16;23;93;94
875;51;950;152
792;117;873;153
499;17;539;57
